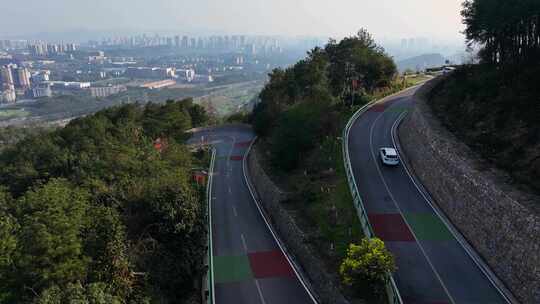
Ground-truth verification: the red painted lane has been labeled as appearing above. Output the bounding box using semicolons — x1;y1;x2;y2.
248;250;295;279
230;156;243;161
371;104;388;112
402;298;449;304
235;141;252;148
368;214;415;242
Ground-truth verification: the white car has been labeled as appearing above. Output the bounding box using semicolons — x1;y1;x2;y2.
442;66;456;74
379;147;400;166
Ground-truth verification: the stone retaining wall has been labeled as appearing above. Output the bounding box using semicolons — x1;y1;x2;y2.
398;79;540;304
247;145;349;304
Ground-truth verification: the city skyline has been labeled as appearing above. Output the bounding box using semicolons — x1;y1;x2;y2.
1;0;466;43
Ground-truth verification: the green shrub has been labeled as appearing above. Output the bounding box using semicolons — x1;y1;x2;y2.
340;238;396;300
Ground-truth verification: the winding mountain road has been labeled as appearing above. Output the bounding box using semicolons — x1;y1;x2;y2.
347;86;513;304
189;125;316;304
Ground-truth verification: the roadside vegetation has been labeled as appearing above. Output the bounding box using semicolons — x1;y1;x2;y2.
403;73;432;86
0;99;210;303
250;29;406;301
429;0;540;197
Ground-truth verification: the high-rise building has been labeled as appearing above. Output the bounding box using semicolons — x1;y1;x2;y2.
181;36;189;49
197;37;204;49
65;43;77;52
16;67;31;88
231;36;239;49
0;65;16;103
174;35;180;48
29;43;47;56
0;65;14;89
224;36;230;49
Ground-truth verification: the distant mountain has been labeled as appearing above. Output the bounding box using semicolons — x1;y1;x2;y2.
396;53;447;72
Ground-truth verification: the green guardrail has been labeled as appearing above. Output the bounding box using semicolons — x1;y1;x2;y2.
342;92;406;304
204;148;217;304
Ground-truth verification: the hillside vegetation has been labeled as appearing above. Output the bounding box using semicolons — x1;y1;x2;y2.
251;29;402;171
429;65;540;194
429;0;540;195
0;99;210;303
250;29;404;301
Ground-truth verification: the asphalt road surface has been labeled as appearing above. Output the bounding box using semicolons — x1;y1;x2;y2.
347;87;511;304
189;125;316;304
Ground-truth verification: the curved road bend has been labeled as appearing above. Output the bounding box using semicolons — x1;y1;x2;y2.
348;87;510;304
189;125;315;304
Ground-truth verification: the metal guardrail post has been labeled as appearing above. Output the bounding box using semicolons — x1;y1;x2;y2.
342;95;404;304
204;148;216;304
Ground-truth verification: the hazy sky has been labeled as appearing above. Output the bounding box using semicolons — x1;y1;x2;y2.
1;0;465;42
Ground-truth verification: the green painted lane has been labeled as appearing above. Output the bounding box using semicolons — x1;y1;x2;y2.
403;213;454;241
214;255;253;284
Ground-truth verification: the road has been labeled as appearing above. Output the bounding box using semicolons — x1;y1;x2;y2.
189;125;316;304
347;87;511;304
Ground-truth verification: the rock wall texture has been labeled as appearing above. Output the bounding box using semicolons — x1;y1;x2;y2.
246;145;349;304
398;79;540;304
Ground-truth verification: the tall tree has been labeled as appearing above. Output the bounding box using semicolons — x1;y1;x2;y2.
462;0;540;64
14;179;90;297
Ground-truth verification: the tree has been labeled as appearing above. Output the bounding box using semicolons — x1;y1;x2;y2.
270;101;326;170
462;0;540;64
141;101;191;140
0;189;17;302
340;238;396;300
0;189;16;270
83;206;132;299
187;102;210;127
34;282;122;304
15;179;90;296
133;170;205;299
325;29;396;97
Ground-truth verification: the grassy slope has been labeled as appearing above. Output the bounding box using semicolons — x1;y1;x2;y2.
256;132;366;301
0;109;29;121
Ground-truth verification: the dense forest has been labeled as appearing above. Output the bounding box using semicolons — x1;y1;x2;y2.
0;98;210;303
429;0;540;195
251;29;400;170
